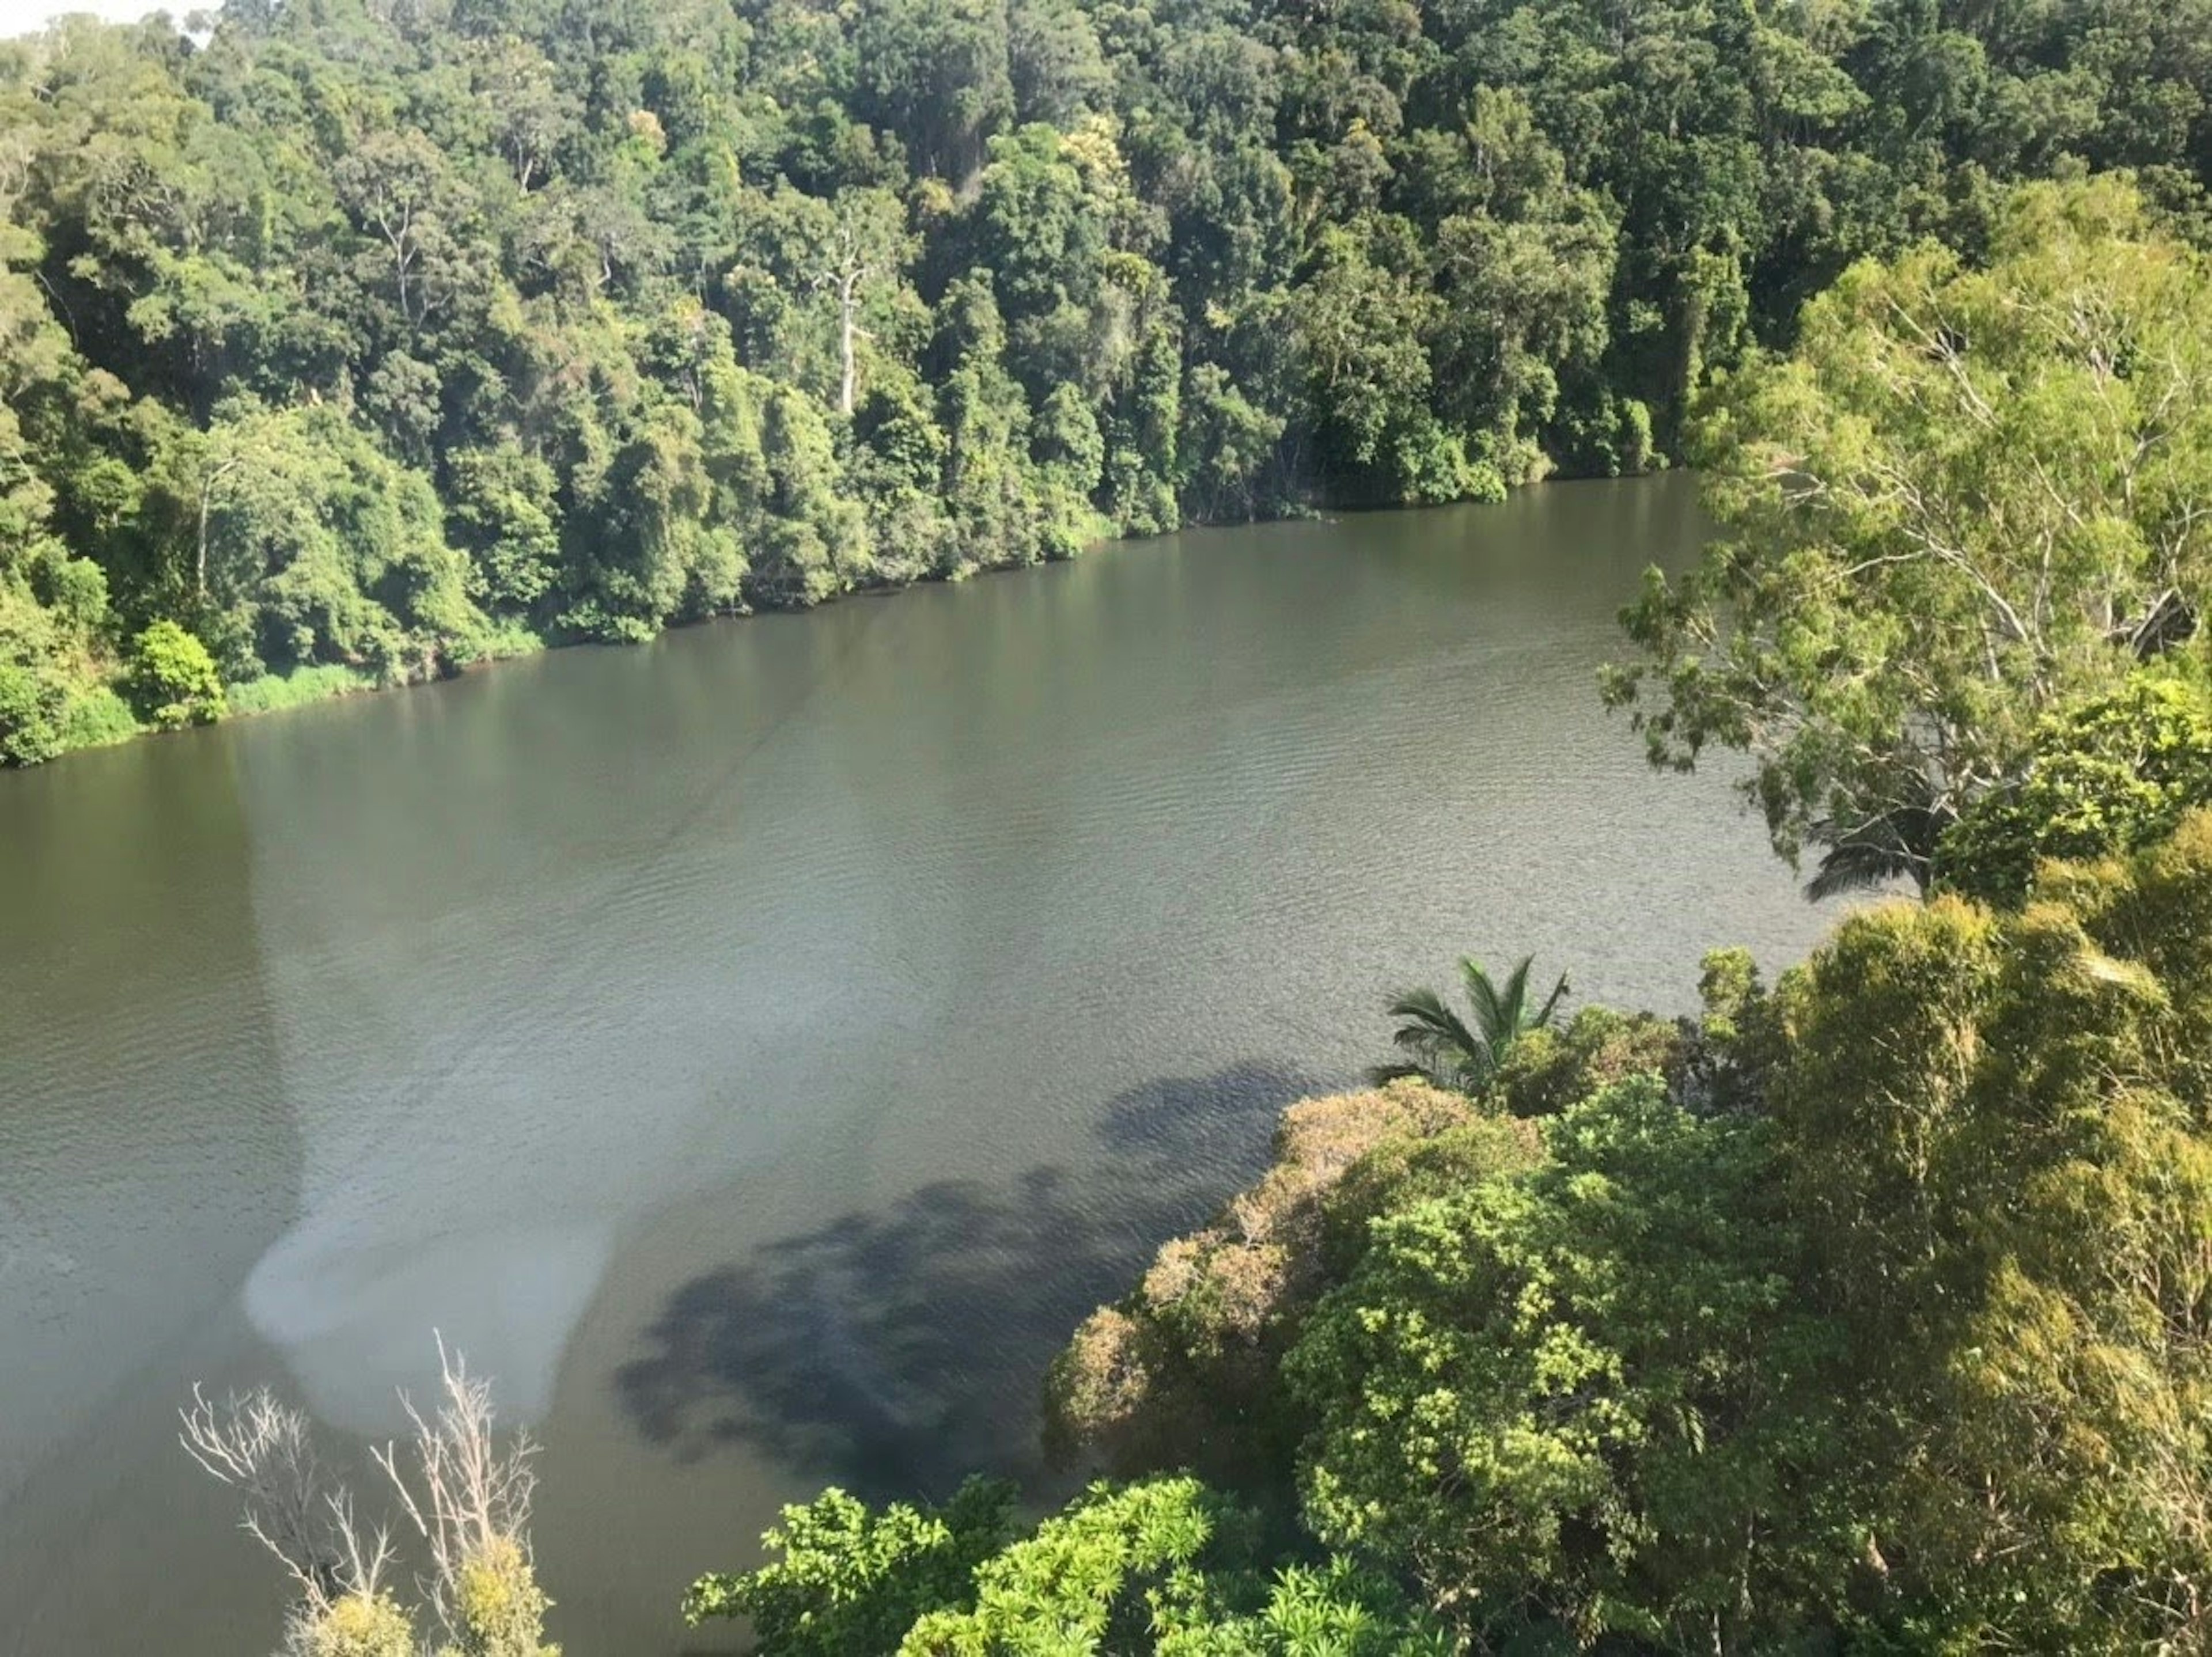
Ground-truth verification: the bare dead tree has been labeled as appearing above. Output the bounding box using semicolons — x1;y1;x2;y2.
813;217;874;417
373;1333;547;1650
184;1339;551;1657
179;1386;399;1629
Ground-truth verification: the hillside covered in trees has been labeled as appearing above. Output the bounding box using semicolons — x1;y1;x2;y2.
6;0;2212;761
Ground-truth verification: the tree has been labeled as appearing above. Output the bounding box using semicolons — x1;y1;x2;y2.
181;1341;559;1657
1764;816;2212;1646
332;130;474;339
1289;1078;1824;1651
124;617;224;728
1370;954;1569;1094
816;191;908;417
1605;178;2212;896
1937;669;2212;905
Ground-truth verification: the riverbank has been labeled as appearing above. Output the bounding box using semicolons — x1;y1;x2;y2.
13;481;1578;772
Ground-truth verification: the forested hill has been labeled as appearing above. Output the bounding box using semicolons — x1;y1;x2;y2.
3;0;2210;762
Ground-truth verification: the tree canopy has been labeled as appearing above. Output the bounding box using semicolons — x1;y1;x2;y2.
9;0;2212;762
1606;179;2212;895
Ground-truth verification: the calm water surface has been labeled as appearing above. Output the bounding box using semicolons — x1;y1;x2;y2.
0;477;1839;1654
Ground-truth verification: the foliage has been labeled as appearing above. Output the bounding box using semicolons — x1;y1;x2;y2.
1937;668;2212;905
224;663;384;718
1370;955;1569;1094
124;619;224;729
440;1534;558;1657
1046;1081;1531;1486
57;684;138;750
9;0;2212;760
899;1477;1224;1652
692;1474;1450;1655
296;1591;416;1657
1290;1078;1820;1650
1757;819;2212;1647
1606;179;2212;894
1489;1003;1682;1119
685;1478;1018;1654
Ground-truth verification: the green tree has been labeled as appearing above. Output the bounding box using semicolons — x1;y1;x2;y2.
1290;1077;1825;1650
1370;954;1569;1094
1605;177;2212;896
1765;817;2212;1645
124;618;224;728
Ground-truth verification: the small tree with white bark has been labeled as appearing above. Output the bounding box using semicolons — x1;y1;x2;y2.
181;1339;558;1657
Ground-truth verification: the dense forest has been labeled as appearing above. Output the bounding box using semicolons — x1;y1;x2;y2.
6;0;2212;763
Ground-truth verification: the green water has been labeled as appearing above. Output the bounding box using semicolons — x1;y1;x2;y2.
0;479;1837;1654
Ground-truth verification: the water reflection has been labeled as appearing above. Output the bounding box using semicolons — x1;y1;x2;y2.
234;609;917;1431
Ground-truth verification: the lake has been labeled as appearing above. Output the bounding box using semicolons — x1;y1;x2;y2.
0;476;1839;1654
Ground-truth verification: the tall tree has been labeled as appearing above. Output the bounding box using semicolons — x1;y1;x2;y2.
1606;177;2212;894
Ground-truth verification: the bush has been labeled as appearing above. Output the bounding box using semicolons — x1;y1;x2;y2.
224;663;378;718
124;620;226;729
58;685;140;750
297;1591;415;1657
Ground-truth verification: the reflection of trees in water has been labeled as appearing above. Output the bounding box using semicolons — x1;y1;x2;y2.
615;1063;1314;1500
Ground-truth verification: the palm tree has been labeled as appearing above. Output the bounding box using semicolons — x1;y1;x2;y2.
1804;800;1947;900
1369;955;1570;1094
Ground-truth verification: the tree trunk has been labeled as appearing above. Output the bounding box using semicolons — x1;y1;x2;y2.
198;457;241;599
838;268;862;416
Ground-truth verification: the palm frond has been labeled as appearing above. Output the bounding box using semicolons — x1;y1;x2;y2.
1805;796;1947;901
1495;956;1536;1045
1805;830;1929;901
1459;958;1508;1046
1378;954;1572;1097
1385;987;1484;1064
1531;969;1570;1029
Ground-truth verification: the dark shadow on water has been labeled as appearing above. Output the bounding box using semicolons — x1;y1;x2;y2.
615;1061;1316;1500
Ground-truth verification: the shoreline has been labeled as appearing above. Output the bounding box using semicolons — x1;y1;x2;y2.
21;471;1668;772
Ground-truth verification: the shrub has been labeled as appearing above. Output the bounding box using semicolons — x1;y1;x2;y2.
59;685;141;750
224;663;377;718
124;620;226;729
297;1591;416;1657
